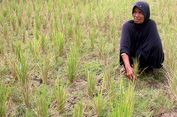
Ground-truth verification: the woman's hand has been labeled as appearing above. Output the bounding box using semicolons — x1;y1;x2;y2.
121;53;137;80
125;65;137;80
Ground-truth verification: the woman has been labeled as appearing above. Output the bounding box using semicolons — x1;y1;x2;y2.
120;1;164;80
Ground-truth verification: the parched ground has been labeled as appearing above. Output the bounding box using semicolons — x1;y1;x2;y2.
2;59;177;117
52;68;177;117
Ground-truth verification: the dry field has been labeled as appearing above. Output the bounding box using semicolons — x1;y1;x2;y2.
0;0;177;117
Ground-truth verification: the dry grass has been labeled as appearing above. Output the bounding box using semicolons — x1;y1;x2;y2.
0;0;177;116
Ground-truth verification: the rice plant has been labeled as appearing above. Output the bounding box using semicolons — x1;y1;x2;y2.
73;100;83;117
89;28;96;50
87;71;96;97
36;85;50;117
0;39;4;55
93;91;108;117
25;109;34;117
41;35;47;54
166;61;177;101
15;42;30;107
74;26;83;49
67;46;79;83
54;80;67;113
41;55;50;84
0;84;10;117
111;78;135;117
9;58;18;80
34;16;41;41
108;79;118;103
53;32;64;62
3;24;8;42
102;67;111;91
98;36;106;59
132;58;140;78
29;39;40;60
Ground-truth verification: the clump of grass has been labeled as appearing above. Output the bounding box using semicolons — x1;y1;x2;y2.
53;32;65;62
67;46;79;83
102;67;111;91
108;79;118;103
15;42;30;107
36;84;50;117
73;100;83;117
41;55;50;84
166;66;177;99
41;35;47;54
98;36;106;59
3;24;8;43
93;91;108;117
111;78;135;117
25;109;34;117
89;28;96;50
87;71;96;97
164;42;177;100
74;26;83;48
34;15;41;40
54;80;67;113
0;39;4;55
7;53;18;80
133;58;140;78
0;84;10;117
29;39;40;60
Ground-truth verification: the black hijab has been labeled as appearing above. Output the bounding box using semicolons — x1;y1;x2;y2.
132;1;150;23
120;1;164;68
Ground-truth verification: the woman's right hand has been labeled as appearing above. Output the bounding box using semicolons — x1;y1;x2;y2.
121;53;137;80
125;66;137;80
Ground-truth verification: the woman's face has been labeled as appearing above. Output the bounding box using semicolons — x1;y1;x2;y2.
133;7;144;24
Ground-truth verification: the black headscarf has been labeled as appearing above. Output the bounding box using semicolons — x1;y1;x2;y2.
120;1;164;69
132;1;150;23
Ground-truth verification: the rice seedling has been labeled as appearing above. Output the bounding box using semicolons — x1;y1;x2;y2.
36;84;50;117
29;38;40;60
73;100;83;117
133;58;140;78
47;0;53;13
111;78;135;117
87;71;96;97
8;57;18;80
34;13;41;37
0;39;4;55
41;35;47;54
89;28;96;50
25;109;34;117
98;36;106;59
54;80;67;113
93;91;108;117
0;84;10;117
74;26;83;49
53;32;64;58
67;46;79;83
166;60;177;100
3;25;9;45
108;79;118;103
41;55;50;84
0;63;8;77
102;67;111;91
16;7;23;28
15;42;30;107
